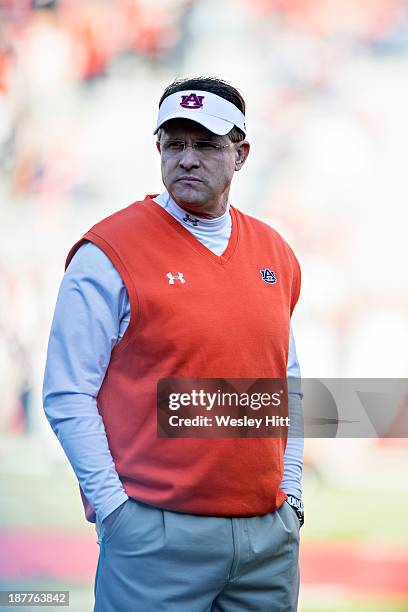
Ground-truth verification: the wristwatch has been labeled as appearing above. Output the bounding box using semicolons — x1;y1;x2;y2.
286;494;304;528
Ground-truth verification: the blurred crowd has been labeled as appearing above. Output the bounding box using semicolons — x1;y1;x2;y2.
0;0;407;436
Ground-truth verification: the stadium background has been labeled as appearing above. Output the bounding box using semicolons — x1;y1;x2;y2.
0;0;407;610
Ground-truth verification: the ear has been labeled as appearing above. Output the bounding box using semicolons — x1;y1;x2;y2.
234;141;250;172
156;140;161;154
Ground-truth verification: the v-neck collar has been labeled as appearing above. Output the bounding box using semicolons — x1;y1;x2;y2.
143;194;240;266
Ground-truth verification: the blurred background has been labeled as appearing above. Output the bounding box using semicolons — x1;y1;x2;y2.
0;0;407;610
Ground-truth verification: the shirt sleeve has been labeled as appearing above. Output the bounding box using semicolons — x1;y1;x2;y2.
42;241;130;523
281;322;304;499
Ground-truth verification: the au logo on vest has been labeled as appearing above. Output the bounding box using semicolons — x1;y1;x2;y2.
167;272;186;285
260;269;277;284
180;93;205;109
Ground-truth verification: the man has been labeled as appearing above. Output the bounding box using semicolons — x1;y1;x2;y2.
43;77;304;612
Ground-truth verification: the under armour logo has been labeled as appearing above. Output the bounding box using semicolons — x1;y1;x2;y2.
260;269;277;284
183;213;199;226
180;93;205;109
167;272;186;284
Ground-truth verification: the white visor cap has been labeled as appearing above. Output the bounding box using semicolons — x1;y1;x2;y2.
154;90;246;137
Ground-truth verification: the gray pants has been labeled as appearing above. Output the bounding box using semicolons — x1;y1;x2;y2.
94;498;300;612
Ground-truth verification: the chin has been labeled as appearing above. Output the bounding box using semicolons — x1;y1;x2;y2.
170;184;206;208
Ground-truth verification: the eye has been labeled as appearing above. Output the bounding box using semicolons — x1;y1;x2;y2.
194;141;221;152
164;141;185;152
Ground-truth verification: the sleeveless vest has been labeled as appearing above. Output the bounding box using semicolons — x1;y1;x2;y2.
66;196;301;522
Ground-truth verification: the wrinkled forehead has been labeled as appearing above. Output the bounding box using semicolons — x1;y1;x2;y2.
159;118;223;140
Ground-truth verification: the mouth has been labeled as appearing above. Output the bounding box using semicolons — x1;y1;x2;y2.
176;176;202;183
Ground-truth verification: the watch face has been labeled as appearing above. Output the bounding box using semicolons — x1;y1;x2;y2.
287;496;304;512
286;497;304;527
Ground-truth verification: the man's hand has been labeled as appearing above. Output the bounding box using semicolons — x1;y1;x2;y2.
102;500;128;531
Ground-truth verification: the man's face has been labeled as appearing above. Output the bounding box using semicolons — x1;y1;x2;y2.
156;119;249;217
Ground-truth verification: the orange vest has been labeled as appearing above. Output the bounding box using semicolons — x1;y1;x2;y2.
66;196;301;521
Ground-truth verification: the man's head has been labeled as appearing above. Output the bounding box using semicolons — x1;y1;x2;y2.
155;77;250;218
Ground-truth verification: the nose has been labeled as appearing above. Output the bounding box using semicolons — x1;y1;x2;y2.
178;144;200;170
